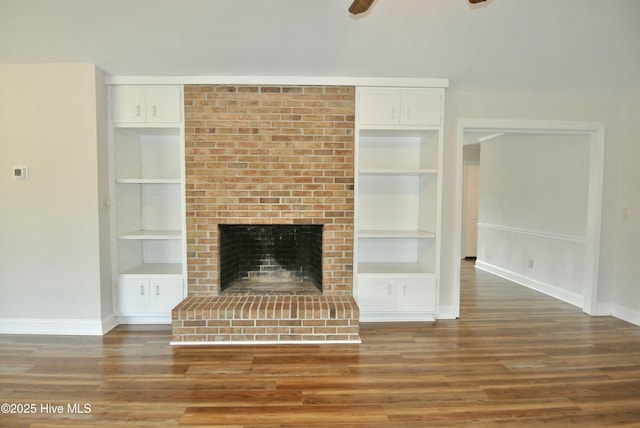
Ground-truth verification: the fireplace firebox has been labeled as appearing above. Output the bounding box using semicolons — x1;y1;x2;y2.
219;225;323;294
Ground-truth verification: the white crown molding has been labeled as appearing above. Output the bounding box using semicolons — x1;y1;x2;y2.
105;75;449;88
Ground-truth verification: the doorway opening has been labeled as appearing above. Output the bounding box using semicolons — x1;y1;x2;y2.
454;119;604;317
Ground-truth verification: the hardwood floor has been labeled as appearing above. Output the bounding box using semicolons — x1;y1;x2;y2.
2;260;640;427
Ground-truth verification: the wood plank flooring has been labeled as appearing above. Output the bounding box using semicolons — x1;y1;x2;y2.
2;260;640;427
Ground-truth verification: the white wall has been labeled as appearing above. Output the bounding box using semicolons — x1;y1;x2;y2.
0;64;114;334
479;134;590;236
613;83;640;325
475;133;590;306
441;91;621;318
1;66;637;330
95;68;114;324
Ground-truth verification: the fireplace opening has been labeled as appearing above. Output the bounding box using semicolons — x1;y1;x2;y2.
219;225;323;295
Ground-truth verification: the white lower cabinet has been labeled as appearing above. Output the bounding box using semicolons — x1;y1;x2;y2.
357;275;437;321
118;277;183;316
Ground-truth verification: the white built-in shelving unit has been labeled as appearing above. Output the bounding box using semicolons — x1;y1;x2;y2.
355;87;446;321
109;85;186;322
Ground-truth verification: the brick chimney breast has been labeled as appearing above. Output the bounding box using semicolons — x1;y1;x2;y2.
184;85;355;297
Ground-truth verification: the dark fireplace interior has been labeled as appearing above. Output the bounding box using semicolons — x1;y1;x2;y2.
219;225;323;294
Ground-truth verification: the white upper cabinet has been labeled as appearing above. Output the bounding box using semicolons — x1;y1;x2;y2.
358;88;400;125
111;85;182;124
358;88;442;127
399;89;442;126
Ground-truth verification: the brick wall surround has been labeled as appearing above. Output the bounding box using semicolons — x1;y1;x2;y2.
184;85;355;297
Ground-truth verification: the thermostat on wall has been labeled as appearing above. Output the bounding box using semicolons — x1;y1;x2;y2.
13;166;29;180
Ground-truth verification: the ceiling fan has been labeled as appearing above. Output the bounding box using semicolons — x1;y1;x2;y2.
349;0;487;15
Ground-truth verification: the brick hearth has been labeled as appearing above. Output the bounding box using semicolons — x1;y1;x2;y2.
171;295;360;344
172;84;358;345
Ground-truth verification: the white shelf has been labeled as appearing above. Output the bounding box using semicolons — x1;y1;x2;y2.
119;263;183;277
359;229;436;239
358;263;435;275
355;86;443;320
113;122;181;129
357;173;438;232
119;230;182;240
116;178;181;184
113;127;181;180
110;85;186;320
359;168;437;176
358;128;439;171
359;124;441;131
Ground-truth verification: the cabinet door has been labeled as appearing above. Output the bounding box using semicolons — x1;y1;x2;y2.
118;278;149;313
397;277;437;312
400;89;442;126
358;88;400;125
146;86;182;123
111;86;146;123
356;278;396;312
150;278;184;313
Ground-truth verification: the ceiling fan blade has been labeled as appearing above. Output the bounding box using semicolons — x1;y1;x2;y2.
349;0;375;15
350;0;485;15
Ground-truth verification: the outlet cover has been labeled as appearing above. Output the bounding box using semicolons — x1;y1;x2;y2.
13;166;28;180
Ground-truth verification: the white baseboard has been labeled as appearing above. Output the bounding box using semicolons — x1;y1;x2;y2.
0;318;106;335
101;313;119;334
436;305;459;320
117;314;172;324
475;261;583;308
611;305;640;327
359;312;436;322
590;302;613;317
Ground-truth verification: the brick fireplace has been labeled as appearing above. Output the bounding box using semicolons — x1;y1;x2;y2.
171;85;359;344
219;224;323;294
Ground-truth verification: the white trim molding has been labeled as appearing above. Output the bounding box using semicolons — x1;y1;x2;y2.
454;119;605;318
436;305;459;320
117;315;172;325
612;305;640;327
477;223;586;244
475;261;583;308
101;314;119;334
106;75;449;88
0;318;110;336
359;312;436;322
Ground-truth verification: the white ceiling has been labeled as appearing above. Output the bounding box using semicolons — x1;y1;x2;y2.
1;0;639;94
